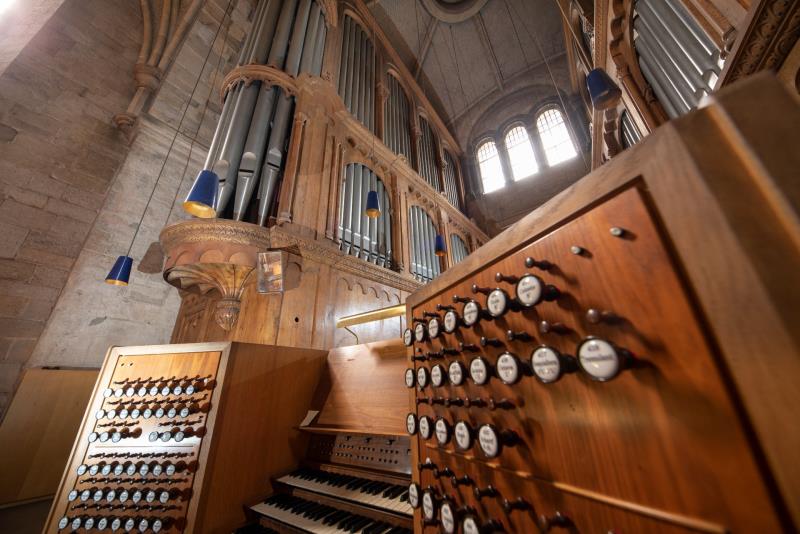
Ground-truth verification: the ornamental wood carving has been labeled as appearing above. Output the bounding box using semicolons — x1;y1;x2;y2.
722;0;800;85
220;64;300;100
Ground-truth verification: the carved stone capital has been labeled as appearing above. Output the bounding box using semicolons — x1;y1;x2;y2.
133;63;163;91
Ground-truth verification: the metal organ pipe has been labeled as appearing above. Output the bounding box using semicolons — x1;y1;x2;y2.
194;0;327;224
232;0;285;220
337;164;392;268
633;0;723;119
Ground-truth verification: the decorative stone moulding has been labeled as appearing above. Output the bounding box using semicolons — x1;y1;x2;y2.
160;219;271;331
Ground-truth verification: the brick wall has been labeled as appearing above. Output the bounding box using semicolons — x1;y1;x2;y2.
0;0;253;415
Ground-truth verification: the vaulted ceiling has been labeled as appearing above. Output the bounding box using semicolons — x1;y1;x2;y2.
368;0;567;141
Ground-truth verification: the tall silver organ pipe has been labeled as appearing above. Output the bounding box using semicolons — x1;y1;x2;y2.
338;15;375;132
441;150;460;211
620;110;642;149
633;0;723;119
409;205;440;283
198;0;326;224
337;164;392;267
449;234;469;265
383;75;412;160
417;117;440;191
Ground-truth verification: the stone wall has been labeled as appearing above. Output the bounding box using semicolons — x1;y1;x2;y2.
0;0;254;416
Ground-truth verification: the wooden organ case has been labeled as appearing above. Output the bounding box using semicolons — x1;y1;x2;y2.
404;75;800;534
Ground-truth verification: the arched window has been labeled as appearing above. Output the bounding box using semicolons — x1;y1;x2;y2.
504;125;538;181
337;163;392;268
476;140;505;193
536;108;577;166
409;205;440;283
450;234;469;264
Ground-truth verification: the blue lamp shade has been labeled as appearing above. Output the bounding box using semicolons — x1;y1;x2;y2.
434;234;446;257
183;169;219;218
105;255;133;286
365;190;381;218
586;68;622;110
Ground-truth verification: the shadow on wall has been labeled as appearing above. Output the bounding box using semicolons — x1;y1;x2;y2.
468;156;587;232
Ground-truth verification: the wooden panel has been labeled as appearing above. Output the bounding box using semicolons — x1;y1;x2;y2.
171;260;407;352
42;342;329;534
313;339;407;435
43;344;229;533
194;343;327;533
408;186;782;532
0;368;98;506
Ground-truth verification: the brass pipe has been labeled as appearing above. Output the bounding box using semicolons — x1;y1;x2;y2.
336;303;406;328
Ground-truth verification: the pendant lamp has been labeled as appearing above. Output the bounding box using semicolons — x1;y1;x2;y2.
365;190;381;218
183;169;219;218
586;68;622;110
105;255;133;286
435;234;447;257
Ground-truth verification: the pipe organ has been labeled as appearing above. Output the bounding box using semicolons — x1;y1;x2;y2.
416;117;440;191
409;206;441;284
338;163;393;268
632;0;724;118
338;14;376;132
206;0;327;225
441;151;461;212
383;74;414;161
449;234;469;265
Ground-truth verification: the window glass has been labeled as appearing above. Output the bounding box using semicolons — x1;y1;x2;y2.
476;141;505;193
504;125;538;181
536;109;577;166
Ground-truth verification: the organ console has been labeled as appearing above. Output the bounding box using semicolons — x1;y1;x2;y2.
402;77;800;533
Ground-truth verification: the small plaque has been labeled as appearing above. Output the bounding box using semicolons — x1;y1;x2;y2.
414;322;427;342
419;416;433;439
430;365;445;387
444;310;458;333
478;424;501;458
532;346;562;383
422;490;436;520
417;367;429;388
428;317;440;338
578;337;621;381
454;421;473;450
448;361;465;386
516;274;543;307
440;501;456;533
496;352;521;385
406;413;417;435
408;483;420;508
403;328;413;346
486;288;508;317
405;368;415;388
469;357;490;385
435;418;451;445
462;301;479;326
